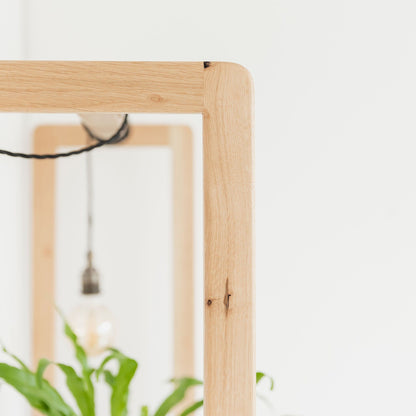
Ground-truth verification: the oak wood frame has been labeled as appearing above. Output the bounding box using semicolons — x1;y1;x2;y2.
0;61;254;416
32;124;194;387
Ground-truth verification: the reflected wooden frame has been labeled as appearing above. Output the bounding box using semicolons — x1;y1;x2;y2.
0;61;254;416
32;124;194;389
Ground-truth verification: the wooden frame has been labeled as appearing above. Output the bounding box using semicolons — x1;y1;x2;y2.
0;61;254;416
32;124;194;386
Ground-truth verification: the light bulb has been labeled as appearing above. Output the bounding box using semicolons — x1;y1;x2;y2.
69;294;115;356
69;253;114;356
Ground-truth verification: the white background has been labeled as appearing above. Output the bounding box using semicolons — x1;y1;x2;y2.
2;0;416;415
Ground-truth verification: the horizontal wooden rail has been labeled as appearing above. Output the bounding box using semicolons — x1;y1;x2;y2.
0;61;204;113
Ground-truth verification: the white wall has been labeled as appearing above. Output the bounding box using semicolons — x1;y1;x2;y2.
2;0;416;415
0;0;30;414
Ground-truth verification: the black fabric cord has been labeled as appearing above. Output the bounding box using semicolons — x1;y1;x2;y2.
0;114;130;159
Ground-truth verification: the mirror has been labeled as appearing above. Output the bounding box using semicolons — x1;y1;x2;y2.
0;113;204;415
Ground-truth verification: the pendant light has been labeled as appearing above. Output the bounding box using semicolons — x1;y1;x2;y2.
69;148;115;356
0;113;129;354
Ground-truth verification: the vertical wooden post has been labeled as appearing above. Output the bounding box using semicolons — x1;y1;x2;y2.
32;129;57;380
171;126;195;379
203;63;255;416
170;126;195;413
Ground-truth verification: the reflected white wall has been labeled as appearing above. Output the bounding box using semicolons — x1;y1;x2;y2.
55;146;173;414
52;114;203;415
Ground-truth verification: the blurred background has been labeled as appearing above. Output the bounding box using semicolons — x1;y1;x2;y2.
1;0;416;415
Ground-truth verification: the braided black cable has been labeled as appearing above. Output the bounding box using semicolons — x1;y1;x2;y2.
0;114;130;159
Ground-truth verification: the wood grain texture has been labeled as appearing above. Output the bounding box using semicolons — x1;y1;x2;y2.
34;124;172;147
203;62;255;416
0;62;204;113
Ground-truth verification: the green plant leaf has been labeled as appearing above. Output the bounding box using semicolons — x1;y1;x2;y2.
60;312;89;372
0;363;77;416
153;378;202;416
111;354;138;416
57;363;95;416
59;311;95;415
95;353;115;381
179;400;203;416
1;344;30;371
256;372;274;391
153;372;273;416
36;358;53;387
35;359;94;415
256;372;275;413
96;348;138;416
140;405;149;416
103;369;115;386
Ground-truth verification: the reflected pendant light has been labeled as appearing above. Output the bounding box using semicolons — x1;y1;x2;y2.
69;148;115;356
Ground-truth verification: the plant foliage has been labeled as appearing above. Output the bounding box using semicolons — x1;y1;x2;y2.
0;314;273;415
